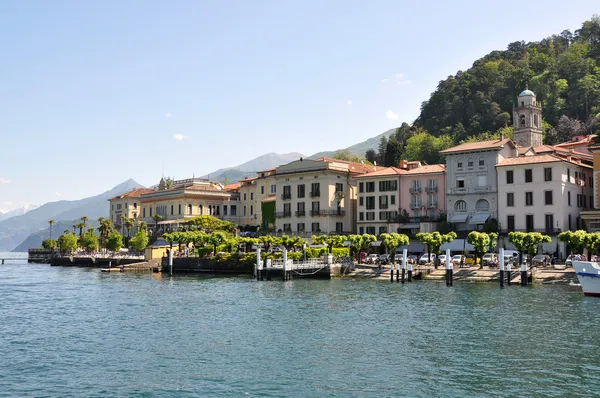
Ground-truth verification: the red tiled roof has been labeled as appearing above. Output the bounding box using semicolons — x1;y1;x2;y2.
440;138;513;154
317;157;376;174
355;166;407;178
403;164;446;174
110;188;154;200
497;154;592;168
224;182;241;191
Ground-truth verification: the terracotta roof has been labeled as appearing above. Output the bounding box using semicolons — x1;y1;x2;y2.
317;157;376;174
184;184;226;192
403;164;446;174
261;196;276;203
555;135;596;147
109;188;154;200
257;168;276;173
497;154;592;168
223;182;241;191
440;138;513;154
532;145;556;154
356;166;407;178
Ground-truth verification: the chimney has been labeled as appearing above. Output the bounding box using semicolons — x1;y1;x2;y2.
499;132;504;141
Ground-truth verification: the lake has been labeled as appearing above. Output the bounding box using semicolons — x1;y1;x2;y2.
1;252;599;397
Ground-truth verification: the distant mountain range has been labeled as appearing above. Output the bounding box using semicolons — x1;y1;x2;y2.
200;129;396;183
6;179;144;252
0;205;39;222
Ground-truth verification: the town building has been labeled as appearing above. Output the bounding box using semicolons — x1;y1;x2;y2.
108;188;155;235
237;169;277;227
513;88;543;148
139;177;240;234
273;157;375;236
580;140;600;231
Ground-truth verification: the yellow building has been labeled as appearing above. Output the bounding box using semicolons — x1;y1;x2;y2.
237;169;277;227
108;188;155;235
139;177;240;234
580;142;600;231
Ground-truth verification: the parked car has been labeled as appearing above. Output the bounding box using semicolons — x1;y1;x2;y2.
379;254;390;265
532;254;550;266
364;254;380;264
464;254;480;266
418;253;436;265
438;254;447;265
408;255;418;264
452;254;465;266
482;253;498;267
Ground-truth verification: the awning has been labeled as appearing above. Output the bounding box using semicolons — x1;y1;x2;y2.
449;214;469;223
398;223;420;229
158;219;187;225
371;241;382;247
440;239;474;252
469;213;490;225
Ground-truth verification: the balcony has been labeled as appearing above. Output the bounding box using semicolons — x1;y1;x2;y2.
310;191;321;198
295;210;306;217
500;228;561;234
449;186;494;194
389;215;441;223
410;203;422;210
309;209;346;217
426;203;438;209
281;193;291;200
425;186;437;193
409;187;421;194
275;211;292;218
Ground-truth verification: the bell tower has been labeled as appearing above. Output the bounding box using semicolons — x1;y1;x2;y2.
513;87;543;148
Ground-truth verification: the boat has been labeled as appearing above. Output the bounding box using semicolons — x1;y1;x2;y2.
572;261;600;296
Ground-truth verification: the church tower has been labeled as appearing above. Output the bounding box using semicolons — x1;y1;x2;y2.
513;87;543;148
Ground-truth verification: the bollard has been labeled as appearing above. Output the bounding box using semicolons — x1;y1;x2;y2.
401;249;407;284
521;261;527;286
283;249;288;281
256;248;261;281
447;249;453;286
1;259;4;264
506;257;512;286
408;263;413;282
499;248;505;288
168;250;173;277
390;259;394;283
445;249;452;286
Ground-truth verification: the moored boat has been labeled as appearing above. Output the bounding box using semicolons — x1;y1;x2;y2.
572;261;600;296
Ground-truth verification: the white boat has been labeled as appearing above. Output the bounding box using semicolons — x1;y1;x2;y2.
572;261;600;297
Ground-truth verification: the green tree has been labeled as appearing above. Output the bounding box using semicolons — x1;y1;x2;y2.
42;239;56;250
48;219;55;240
162;232;177;257
467;231;498;268
106;232;124;253
508;232;552;267
347;234;363;259
380;233;409;255
332;149;370;164
360;234;377;253
415;231;457;268
130;230;149;252
207;232;228;256
80;231;99;253
558;230;588;254
57;233;77;254
152;214;163;237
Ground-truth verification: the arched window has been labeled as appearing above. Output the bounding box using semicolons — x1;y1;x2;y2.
478;157;484;166
519;114;526;127
468;158;474;167
533;114;538;127
457;158;463;168
455;200;467;212
476;199;490;212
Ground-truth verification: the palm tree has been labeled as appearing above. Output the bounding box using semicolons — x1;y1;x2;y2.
81;216;88;230
152;214;163;237
48;220;55;240
120;215;127;236
139;221;147;233
124;217;134;246
75;222;85;238
97;217;113;251
72;224;77;234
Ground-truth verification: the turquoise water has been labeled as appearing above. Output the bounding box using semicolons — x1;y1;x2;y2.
1;252;600;397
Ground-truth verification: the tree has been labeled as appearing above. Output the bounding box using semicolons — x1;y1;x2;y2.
152;214;163;236
75;222;85;238
415;231;457;268
81;216;88;230
467;231;498;268
106;232;124;253
97;217;113;251
80;231;99;253
508;232;552;267
130;231;149;252
207;232;228;256
124;218;134;246
48;220;55;240
258;235;277;252
558;230;588;254
332;149;370;164
42;239;56;250
365;149;378;164
380;233;409;255
56;233;77;254
184;215;235;234
360;234;377;253
347;234;363;259
162;232;177;257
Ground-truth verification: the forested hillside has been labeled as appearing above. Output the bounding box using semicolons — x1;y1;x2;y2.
369;16;600;167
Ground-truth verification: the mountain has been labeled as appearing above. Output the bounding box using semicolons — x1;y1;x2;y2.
309;129;397;159
201;152;305;183
0;204;40;222
5;179;144;252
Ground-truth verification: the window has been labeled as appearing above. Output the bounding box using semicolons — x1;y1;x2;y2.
133;202;137;209
171;204;174;215
590;177;593;188
311;201;320;213
520;114;526;126
534;114;538;127
336;223;344;233
567;169;570;182
223;206;228;216
366;212;375;221
250;192;254;200
568;191;571;206
149;207;152;217
366;227;376;235
544;191;553;206
457;158;463;168
188;204;192;215
111;205;114;210
544;167;552;182
477;175;487;187
296;202;305;216
456;179;465;188
359;227;364;234
526;215;534;232
335;183;343;192
391;195;396;205
216;206;220;216
250;205;253;216
507;215;515;231
468;158;473;167
283;224;291;232
366;196;375;210
283;185;291;199
545;214;554;233
230;205;237;216
379;180;397;192
475;199;489;212
365;182;375;192
271;184;276;194
283;203;291;216
379;195;388;209
507;193;514;207
359;182;364;193
359;212;364;221
568;214;572;230
243;206;246;216
297;184;305;198
525;192;533;206
243;193;247;201
506;170;514;184
261;186;264;195
297;223;305;232
116;203;122;210
359;196;364;206
454;200;467;212
178;204;181;215
378;226;387;235
311;222;320;232
479;157;484;166
525;169;533;183
310;183;320;197
143;208;146;218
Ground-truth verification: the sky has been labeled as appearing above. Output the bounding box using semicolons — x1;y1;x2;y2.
0;0;597;211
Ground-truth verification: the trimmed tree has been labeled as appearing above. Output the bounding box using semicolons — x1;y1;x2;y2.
80;231;99;253
415;231;457;268
467;231;497;269
558;230;588;255
57;233;77;254
42;239;56;250
508;232;552;267
106;232;124;253
130;231;149;252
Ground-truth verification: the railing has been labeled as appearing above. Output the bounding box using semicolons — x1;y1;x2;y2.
449;186;494;194
500;228;561;234
275;211;292;218
295;210;306;217
425;186;437;193
389;215;441;223
410;203;422;210
310;209;346;216
409;187;421;194
310;191;321;198
281;193;291;200
426;203;438;209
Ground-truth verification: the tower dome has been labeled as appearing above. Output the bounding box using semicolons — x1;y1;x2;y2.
519;89;535;97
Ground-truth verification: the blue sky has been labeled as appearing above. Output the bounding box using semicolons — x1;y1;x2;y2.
0;0;597;211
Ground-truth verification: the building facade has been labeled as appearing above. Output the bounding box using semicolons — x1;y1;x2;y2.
108;188;155;235
274;157;374;236
513;89;543;148
237;169;277;227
